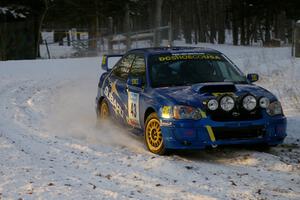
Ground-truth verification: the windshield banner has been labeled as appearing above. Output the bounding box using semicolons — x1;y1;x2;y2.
158;54;222;62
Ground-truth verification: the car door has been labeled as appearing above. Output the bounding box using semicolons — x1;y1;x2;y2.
126;54;146;129
107;54;135;124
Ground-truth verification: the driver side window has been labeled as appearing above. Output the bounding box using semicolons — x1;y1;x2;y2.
112;54;135;80
129;55;146;86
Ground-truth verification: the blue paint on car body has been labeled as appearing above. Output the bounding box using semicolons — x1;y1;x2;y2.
96;47;287;150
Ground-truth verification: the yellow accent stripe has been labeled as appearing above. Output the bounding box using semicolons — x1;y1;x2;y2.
206;126;216;142
200;111;207;118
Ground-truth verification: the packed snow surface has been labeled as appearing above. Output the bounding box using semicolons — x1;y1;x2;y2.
0;45;299;199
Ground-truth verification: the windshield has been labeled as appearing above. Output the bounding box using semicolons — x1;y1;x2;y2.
149;53;248;88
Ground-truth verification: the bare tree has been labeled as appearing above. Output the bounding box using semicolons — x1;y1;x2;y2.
154;0;163;46
124;3;131;50
208;0;217;43
35;0;49;57
217;0;225;44
195;0;206;43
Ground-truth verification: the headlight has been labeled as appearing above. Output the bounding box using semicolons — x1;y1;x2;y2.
207;99;219;111
220;96;235;111
161;105;202;120
174;105;202;120
259;97;270;108
267;101;283;116
242;95;257;111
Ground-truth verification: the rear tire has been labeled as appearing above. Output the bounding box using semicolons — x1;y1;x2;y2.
144;113;167;155
98;99;110;120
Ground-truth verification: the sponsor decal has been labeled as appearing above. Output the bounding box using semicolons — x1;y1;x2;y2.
131;78;139;86
160;121;172;126
110;81;120;98
232;112;240;117
127;92;140;127
158;54;221;62
104;81;124;117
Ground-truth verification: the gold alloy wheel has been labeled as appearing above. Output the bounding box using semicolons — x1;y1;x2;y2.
145;116;164;153
100;100;109;119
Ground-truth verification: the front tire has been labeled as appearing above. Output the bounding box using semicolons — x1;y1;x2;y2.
144;113;166;155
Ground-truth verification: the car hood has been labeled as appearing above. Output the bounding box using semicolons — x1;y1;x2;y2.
153;82;277;108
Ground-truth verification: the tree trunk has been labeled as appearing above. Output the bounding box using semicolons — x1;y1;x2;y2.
0;15;7;60
169;2;175;41
232;9;239;45
209;0;216;43
195;0;206;43
154;0;163;47
148;1;155;29
252;16;259;43
88;16;97;51
217;0;225;44
240;1;246;45
35;0;48;58
182;1;193;44
276;11;286;42
124;3;131;50
66;31;70;46
264;10;271;45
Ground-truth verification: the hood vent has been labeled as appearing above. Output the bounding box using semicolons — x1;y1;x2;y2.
196;83;237;94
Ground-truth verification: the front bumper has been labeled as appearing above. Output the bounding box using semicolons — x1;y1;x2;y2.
160;113;287;150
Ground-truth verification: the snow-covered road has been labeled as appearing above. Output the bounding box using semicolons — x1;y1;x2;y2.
0;46;299;200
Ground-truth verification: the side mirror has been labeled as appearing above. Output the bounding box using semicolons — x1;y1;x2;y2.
127;77;143;88
101;54;123;71
247;73;259;83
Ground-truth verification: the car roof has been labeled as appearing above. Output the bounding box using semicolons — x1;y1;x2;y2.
127;46;221;55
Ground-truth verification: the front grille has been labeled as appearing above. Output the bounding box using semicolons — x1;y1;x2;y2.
209;109;262;122
212;126;266;140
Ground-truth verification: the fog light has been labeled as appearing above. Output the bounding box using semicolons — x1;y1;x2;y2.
207;99;218;111
220;96;235;111
259;97;270;108
243;95;257;111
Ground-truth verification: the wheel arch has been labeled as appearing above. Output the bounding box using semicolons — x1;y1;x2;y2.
144;107;156;123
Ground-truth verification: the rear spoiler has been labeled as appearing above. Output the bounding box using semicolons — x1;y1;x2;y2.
101;54;123;71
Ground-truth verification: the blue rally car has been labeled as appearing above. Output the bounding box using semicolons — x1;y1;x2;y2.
95;47;287;155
